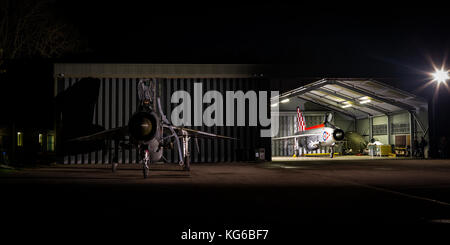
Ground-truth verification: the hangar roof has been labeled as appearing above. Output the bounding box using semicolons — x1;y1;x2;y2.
272;78;428;119
54;63;265;78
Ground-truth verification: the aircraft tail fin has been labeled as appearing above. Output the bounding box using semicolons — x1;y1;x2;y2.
55;77;101;140
296;106;306;132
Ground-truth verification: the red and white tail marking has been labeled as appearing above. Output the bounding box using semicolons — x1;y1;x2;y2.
297;107;306;132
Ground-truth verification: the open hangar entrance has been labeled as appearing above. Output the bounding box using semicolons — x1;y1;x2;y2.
271;78;429;159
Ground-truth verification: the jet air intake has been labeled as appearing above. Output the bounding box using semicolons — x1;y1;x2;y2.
128;111;159;141
333;129;345;141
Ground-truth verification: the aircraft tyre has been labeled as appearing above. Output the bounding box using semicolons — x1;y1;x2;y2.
143;166;149;178
184;155;191;171
143;149;150;178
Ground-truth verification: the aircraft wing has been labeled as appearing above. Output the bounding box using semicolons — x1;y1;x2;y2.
168;126;237;140
272;133;320;140
67;126;128;142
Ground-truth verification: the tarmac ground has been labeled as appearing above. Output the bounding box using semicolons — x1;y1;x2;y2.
1;158;449;242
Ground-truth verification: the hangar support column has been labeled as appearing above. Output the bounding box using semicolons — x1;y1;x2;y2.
409;111;415;158
387;115;391;145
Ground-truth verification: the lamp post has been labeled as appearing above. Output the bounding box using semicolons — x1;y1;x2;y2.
431;68;449;157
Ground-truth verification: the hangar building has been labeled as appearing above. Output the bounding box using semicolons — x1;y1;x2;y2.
272;78;429;157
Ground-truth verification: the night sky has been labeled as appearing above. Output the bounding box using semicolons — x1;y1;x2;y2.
4;2;450;135
55;3;449;84
57;3;449;69
54;2;450;134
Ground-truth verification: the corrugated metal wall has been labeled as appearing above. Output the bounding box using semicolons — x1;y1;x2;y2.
57;77;271;164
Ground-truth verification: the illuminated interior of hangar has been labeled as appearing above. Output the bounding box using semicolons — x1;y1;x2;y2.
271;78;429;158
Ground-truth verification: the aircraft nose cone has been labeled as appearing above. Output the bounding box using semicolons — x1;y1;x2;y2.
128;111;158;141
139;118;153;136
333;129;344;141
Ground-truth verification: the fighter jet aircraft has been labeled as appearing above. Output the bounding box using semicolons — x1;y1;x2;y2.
69;79;236;178
273;107;344;158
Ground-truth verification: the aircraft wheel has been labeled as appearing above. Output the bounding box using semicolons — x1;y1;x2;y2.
143;167;149;178
184;156;191;171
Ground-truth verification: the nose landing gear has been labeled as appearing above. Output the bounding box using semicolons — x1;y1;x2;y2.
142;148;151;179
330;143;336;158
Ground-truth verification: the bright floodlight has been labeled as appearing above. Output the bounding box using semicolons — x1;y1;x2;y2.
432;68;449;83
280;98;290;103
271;103;279;107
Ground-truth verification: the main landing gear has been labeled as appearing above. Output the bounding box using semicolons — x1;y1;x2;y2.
183;154;190;171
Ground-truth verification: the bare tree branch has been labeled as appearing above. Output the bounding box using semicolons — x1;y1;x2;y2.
0;0;81;72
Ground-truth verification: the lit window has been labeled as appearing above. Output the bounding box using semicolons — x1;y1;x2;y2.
17;132;23;147
47;135;55;152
